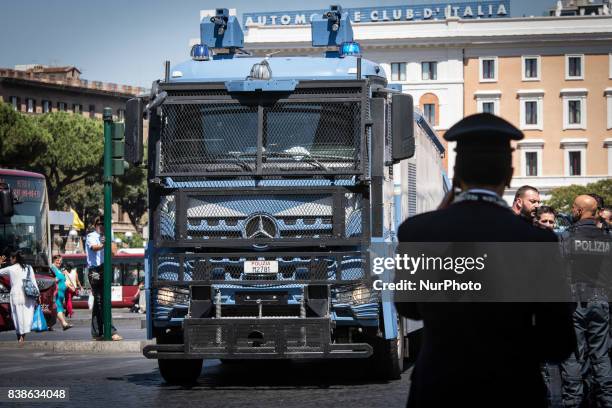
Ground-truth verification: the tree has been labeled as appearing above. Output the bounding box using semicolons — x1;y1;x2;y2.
0;102;51;168
114;165;148;230
33;112;104;208
547;179;612;214
56;175;104;232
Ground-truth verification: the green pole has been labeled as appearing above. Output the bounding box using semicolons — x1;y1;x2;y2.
102;107;113;341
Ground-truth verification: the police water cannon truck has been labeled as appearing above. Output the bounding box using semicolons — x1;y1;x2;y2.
123;6;447;385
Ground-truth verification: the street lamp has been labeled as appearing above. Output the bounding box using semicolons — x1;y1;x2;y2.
125;231;133;241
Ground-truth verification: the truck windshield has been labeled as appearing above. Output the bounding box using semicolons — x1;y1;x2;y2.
160;100;361;174
0;175;50;268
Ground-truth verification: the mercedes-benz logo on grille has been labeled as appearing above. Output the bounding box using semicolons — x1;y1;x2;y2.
243;213;279;240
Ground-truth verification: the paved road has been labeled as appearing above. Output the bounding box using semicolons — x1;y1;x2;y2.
0;352;411;408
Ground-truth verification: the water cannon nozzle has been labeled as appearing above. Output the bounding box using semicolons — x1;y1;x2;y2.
210;8;230;36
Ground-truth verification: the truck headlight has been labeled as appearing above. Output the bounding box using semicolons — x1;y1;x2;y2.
156;286;190;307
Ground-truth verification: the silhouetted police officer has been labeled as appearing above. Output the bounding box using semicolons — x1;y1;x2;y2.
560;195;612;408
395;113;576;408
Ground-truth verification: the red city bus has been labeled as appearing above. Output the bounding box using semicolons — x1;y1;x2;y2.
0;169;57;331
61;249;144;309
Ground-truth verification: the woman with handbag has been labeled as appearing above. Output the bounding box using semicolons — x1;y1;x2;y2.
50;255;72;330
0;250;40;343
63;262;81;318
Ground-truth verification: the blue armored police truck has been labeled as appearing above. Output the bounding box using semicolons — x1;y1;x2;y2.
124;6;447;384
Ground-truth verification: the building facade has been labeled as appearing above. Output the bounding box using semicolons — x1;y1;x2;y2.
235;11;612;202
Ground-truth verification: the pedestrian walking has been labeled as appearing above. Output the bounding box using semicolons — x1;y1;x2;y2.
64;262;82;318
559;195;612;408
395;113;576;408
50;255;72;330
86;217;121;341
0;250;40;343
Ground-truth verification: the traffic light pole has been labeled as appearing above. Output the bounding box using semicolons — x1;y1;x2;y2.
102;107;113;341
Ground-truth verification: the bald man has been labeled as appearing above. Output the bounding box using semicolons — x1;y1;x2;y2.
560;195;612;408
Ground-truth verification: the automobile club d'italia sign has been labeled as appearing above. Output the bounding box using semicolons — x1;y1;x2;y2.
243;1;510;26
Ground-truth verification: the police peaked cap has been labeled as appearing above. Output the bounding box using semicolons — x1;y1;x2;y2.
444;113;523;154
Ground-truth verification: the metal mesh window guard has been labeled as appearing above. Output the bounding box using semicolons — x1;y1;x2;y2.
157;87;364;176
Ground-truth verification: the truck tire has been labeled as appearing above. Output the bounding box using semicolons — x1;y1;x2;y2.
158;359;203;385
369;319;405;380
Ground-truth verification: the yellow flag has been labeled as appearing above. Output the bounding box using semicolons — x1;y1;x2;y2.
71;208;85;231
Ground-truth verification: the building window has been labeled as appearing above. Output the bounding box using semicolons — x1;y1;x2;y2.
482;102;495;114
605;138;612;176
518;91;544;130
26;98;35;113
561;138;587;176
562;89;587;129
419;93;439;127
522;56;540;81
89;105;96;118
517;140;544;177
42;100;51;113
423;104;436;125
57;102;67;111
569;151;581;176
475;91;501;116
9;96;19;111
525;101;538;125
565;54;584;80
421;61;437;80
525;152;538;176
73;104;82;114
568;100;581;124
117;109;125;121
390;62;406;81
607;89;612;129
479;57;497;82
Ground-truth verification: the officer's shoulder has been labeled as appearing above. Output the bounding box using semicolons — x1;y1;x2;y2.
397;208;452;240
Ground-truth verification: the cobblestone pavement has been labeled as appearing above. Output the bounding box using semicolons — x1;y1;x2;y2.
0;351;411;408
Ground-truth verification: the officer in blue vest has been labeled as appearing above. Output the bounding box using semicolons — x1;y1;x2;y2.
560;194;612;408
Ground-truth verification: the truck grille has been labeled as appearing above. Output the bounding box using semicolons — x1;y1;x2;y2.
156;188;365;245
155;252;367;284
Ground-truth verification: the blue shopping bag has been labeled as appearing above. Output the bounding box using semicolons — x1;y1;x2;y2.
31;305;48;332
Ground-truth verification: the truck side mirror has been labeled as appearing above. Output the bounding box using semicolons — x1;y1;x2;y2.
0;184;14;218
125;98;144;166
391;94;415;162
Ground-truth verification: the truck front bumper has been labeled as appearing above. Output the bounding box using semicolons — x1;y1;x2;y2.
143;317;372;359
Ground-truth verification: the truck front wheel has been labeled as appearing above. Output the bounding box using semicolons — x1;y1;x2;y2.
369;319;405;380
158;359;203;385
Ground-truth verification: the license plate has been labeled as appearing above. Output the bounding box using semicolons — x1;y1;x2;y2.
244;260;278;274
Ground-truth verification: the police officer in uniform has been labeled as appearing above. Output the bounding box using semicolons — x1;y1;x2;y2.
560;195;612;408
395;113;576;408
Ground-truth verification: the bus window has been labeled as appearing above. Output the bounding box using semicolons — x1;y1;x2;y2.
124;264;142;286
112;266;122;286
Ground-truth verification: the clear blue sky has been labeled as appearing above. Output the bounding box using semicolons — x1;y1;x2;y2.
0;0;552;88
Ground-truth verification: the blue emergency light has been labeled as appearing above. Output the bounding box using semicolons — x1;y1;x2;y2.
339;41;362;58
190;44;211;61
